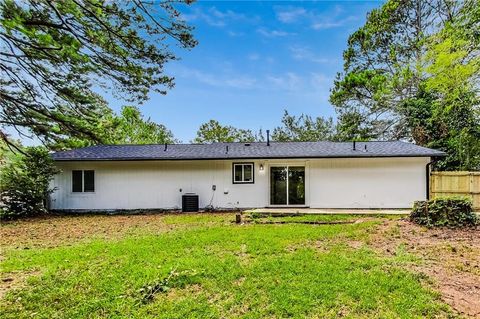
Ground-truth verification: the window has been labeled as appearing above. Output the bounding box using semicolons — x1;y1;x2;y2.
72;170;95;192
232;163;254;184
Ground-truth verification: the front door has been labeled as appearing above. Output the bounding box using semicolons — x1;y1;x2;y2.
270;166;305;206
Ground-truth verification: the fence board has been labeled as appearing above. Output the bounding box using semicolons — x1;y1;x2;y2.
430;172;480;210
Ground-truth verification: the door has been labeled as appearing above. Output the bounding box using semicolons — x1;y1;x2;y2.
270;166;305;206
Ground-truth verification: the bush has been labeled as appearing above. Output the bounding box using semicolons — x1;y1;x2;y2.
0;147;58;220
411;197;478;227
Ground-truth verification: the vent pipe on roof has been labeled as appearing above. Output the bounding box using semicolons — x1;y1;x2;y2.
353;141;356;151
226;145;229;154
364;144;368;152
266;130;270;146
164;143;168;151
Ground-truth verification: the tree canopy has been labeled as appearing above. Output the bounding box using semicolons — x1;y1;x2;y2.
0;0;196;148
193;120;260;143
53;105;178;149
331;0;460;139
330;0;479;170
271;110;335;142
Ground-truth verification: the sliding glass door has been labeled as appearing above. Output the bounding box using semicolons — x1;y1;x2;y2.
270;166;305;206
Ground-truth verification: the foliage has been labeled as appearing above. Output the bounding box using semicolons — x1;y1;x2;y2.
331;0;479;170
0;0;196;148
0;215;452;318
192;119;259;143
422;2;480;170
110;106;178;145
330;0;457;139
53;106;178;149
0;146;58;220
411;197;477;228
271;110;335;142
0;138;18;165
334;109;374;141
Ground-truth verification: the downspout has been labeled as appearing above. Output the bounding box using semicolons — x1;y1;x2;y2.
425;157;438;200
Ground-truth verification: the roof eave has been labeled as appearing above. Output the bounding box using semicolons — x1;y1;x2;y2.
52;153;447;162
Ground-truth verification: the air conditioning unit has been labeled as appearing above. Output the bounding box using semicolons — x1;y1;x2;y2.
182;193;199;212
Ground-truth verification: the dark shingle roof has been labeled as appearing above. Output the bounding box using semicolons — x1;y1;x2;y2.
52;141;446;161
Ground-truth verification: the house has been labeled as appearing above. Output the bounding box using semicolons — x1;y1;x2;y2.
50;141;445;211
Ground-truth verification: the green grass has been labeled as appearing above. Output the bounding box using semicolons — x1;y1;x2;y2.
1;214;452;318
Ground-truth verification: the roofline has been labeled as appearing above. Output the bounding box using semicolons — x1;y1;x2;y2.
52;153;446;162
50;140;435;148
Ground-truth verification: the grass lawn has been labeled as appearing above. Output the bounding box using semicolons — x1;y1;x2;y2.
1;213;478;318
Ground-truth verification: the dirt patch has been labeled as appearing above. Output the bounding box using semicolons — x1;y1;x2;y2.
0;214;174;250
347;240;364;249
370;219;480;318
0;213;233;251
0;270;41;300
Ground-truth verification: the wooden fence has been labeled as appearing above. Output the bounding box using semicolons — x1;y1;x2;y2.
430;171;480;210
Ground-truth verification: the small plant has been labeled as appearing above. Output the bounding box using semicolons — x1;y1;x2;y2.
411;197;478;227
137;268;199;304
250;211;263;219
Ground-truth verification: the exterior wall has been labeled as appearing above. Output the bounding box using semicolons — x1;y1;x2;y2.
51;160;269;210
309;157;429;208
50;157;429;210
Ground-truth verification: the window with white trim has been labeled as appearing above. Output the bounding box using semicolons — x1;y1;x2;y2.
232;163;254;184
72;170;95;192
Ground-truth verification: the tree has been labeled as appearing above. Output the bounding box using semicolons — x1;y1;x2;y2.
330;0;460;140
193;120;257;143
0;0;196;148
335;109;374;141
421;2;480;170
110;106;178;145
0;146;58;219
271;110;336;142
52;105;178;149
331;0;479;170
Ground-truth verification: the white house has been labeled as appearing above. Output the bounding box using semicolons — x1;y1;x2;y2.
50;141;445;211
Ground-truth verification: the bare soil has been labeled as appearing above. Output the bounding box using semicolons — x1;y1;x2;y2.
0;214;175;250
369;219;480;318
0;213;233;250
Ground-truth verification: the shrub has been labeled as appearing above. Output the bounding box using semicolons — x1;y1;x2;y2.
0;147;58;220
411;197;478;227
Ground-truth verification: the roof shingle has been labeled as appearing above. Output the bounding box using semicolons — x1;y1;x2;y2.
52;141;446;161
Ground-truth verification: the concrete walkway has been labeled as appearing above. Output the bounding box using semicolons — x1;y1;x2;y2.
243;208;410;215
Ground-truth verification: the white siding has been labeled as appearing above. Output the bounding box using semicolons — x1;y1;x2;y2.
309;157;429;208
50;157;429;210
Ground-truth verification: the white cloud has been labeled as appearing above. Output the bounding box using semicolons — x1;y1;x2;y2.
176;66;257;89
289;46;330;63
209;7;247;21
257;28;296;38
182;7;259;28
182;8;225;27
276;7;307;23
310;73;331;87
173;67;332;95
248;53;260;61
225;76;257;89
311;16;357;30
227;30;245;37
267;73;302;91
275;4;358;31
265;72;332;93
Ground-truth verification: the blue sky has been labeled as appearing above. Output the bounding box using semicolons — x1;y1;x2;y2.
113;1;382;142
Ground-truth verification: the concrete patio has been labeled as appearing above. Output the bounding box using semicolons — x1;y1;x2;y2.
243;208;411;215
